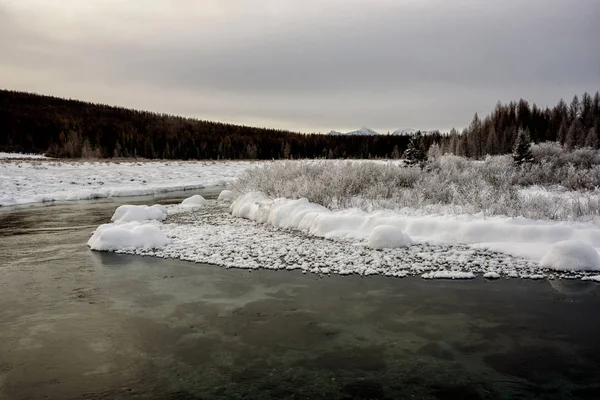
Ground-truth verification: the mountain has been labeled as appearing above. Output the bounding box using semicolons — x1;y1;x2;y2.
327;127;436;136
391;128;436;136
327;127;381;136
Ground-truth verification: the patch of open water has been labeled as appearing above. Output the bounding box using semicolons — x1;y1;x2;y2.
0;192;599;399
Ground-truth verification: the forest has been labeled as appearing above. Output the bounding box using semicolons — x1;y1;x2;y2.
0;89;598;160
0;90;413;160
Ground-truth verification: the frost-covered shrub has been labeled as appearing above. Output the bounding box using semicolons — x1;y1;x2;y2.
234;156;600;220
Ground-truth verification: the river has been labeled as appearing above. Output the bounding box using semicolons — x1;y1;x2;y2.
0;191;599;399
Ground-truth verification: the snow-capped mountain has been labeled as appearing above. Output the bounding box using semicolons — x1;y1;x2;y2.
327;127;434;136
327;127;381;136
391;128;435;136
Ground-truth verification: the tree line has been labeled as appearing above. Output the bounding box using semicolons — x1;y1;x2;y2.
0;90;411;159
437;91;600;158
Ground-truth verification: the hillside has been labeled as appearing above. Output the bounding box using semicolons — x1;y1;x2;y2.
0;90;413;160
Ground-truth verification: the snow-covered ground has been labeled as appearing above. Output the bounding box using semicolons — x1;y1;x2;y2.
88;194;600;281
0;152;49;159
0;159;262;207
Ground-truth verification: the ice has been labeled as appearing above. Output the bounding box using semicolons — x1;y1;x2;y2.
217;190;234;202
87;222;169;251
0;152;48;159
539;240;600;271
421;271;476;279
111;204;167;223
0;159;261;207
181;194;207;207
367;225;412;249
483;272;501;279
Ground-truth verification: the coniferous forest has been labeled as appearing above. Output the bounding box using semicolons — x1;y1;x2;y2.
0;90;411;159
0;89;598;160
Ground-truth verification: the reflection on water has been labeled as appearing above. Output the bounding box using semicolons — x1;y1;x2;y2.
1;199;600;399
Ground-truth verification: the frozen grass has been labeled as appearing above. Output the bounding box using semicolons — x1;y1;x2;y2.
234;150;600;220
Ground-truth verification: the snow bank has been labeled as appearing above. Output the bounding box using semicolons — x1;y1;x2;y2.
230;191;600;265
181;194;207;207
539;240;600;271
111;204;167;223
0;160;261;207
0;152;48;159
217;190;234;202
421;271;475;279
367;225;412;249
87;223;169;251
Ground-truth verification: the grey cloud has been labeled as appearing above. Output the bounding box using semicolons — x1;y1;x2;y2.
1;0;598;132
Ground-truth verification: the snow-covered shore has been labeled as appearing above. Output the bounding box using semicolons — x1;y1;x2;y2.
0;159;262;207
87;194;600;281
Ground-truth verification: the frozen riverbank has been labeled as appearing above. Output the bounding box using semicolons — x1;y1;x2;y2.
100;199;600;281
0;159;261;207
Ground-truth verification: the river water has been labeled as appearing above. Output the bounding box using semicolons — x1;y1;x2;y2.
0;191;599;399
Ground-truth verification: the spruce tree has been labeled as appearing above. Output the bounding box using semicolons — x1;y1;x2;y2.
404;133;426;166
512;128;533;165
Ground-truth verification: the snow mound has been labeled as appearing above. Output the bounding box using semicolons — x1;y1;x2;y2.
231;192;273;223
483;272;501;279
218;190;234;202
88;223;169;251
539;240;600;271
367;225;412;249
582;275;600;282
111;205;167;223
421;271;475;279
181;194;207;207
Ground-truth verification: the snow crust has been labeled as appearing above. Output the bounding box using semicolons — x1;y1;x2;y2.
0;160;260;206
87;222;169;251
217;190;234;202
111;204;167;223
0;152;48;159
181;194;207;207
539;240;600;271
230;192;600;265
421;271;475;279
367;225;412;249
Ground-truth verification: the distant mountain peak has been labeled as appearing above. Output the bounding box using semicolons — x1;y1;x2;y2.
327;127;380;136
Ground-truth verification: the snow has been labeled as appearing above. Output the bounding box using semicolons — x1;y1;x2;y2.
111;204;167;223
0;152;49;159
217;190;234;202
421;271;475;279
87;222;169;251
483;272;501;279
119;202;541;279
539;240;600;272
181;194;207;207
230;191;600;270
581;275;600;282
367;225;412;249
0;159;261;207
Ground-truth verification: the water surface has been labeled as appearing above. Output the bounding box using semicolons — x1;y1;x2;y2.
0;194;599;399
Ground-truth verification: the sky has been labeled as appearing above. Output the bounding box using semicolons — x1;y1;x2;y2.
1;0;598;133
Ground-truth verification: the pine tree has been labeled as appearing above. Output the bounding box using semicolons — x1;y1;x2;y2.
585;127;598;149
404;133;426;166
512;128;533;165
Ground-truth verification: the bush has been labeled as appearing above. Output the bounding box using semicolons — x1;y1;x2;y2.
234;151;600;220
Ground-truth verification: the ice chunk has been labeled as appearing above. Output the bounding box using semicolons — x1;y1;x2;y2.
88;223;169;251
367;225;412;249
421;271;475;279
181;194;207;207
539;240;600;271
483;271;501;279
218;190;234;202
111;204;167;223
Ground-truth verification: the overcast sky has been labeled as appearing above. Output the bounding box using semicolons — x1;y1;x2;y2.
1;0;598;133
